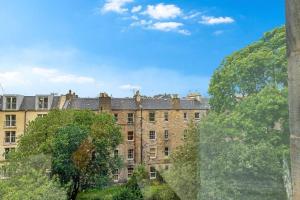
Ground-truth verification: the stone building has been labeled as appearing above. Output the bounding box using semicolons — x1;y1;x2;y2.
0;90;209;181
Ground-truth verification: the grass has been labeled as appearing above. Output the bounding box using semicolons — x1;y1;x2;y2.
76;183;179;200
77;185;124;200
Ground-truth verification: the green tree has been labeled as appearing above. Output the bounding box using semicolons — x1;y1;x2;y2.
209;27;287;112
199;87;289;200
164;123;200;200
15;110;122;200
200;26;290;199
0;154;67;200
52;125;88;199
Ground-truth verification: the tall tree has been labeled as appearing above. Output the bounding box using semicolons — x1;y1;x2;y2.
209;27;287;112
286;0;300;199
199;87;288;200
15;110;122;200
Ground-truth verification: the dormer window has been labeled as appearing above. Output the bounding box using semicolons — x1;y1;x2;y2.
38;97;48;109
6;97;16;110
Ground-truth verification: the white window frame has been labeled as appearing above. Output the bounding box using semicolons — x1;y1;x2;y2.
149;131;156;140
6;97;17;110
128;166;134;178
5;115;16;127
149;166;156;179
113;169;119;182
164;147;170;157
127;113;134;124
5;131;16;144
128;149;134;160
183;129;188;140
150;148;157;159
149;112;155;122
127;131;134;141
164;130;169;140
37;114;47;118
38;97;49;109
164;112;169;121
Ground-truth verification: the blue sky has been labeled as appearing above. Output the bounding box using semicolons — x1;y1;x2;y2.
0;0;285;97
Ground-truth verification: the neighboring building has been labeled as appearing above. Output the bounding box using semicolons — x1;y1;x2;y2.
0;90;209;182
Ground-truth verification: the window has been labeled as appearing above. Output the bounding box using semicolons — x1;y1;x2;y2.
183;129;188;140
150;148;156;158
165;165;169;170
114;113;118;122
5;131;16;144
184;112;188;120
164;112;168;121
128;166;134;177
164;130;169;140
149;166;156;179
5;115;16;127
164;147;170;157
149;112;155;122
113;169;119;182
127;131;134;141
149;131;156;140
114;149;119;158
128;149;134;160
195;112;200;120
4;148;15;160
38;97;48;109
37;114;47;118
127;113;134;124
6;97;16;110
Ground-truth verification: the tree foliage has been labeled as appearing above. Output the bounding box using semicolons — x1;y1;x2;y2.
0;154;67;200
15;110;122;200
199;26;289;200
199;87;289;200
209;27;287;112
163;124;200;200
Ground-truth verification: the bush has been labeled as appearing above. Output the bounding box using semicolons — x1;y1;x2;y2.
144;184;180;200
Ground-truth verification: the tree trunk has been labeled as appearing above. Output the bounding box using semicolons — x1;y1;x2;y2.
286;0;300;199
69;176;80;200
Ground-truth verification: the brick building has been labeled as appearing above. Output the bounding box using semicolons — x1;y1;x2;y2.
0;90;209;181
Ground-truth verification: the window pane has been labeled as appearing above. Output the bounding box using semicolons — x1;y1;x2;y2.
128;131;134;141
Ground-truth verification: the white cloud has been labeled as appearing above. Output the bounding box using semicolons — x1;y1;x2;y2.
102;0;134;13
0;71;29;88
131;5;142;13
199;16;235;25
151;22;183;31
149;22;190;35
143;3;182;19
130;19;152;27
0;46;209;97
120;84;141;90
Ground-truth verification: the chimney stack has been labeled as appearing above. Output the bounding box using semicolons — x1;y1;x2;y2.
171;94;180;110
99;92;111;112
134;90;142;107
66;90;77;101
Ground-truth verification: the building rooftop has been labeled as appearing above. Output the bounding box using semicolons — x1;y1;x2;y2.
0;92;210;111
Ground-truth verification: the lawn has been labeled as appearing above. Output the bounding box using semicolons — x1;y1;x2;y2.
76;184;180;200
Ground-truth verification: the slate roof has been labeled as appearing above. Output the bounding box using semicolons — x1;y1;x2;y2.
0;95;210;111
0;96;60;111
65;97;210;110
